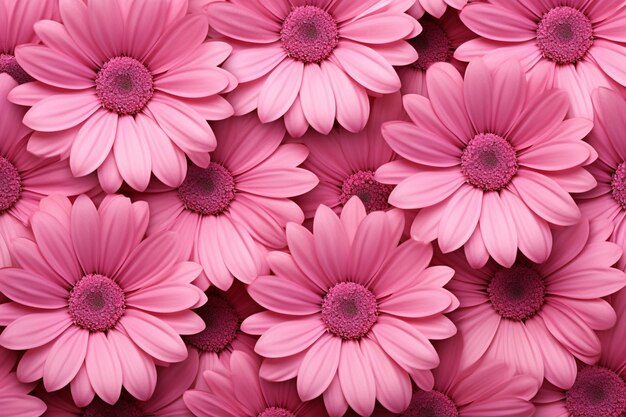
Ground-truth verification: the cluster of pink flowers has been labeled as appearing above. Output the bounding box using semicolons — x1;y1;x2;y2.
1;0;626;416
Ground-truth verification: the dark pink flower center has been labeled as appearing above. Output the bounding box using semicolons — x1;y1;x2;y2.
0;157;22;212
461;133;518;191
258;407;296;417
536;6;593;64
83;398;143;417
566;367;626;417
488;265;545;321
177;163;236;216
281;5;338;63
401;390;459;417
410;20;452;71
0;54;33;84
96;56;153;115
185;294;239;353
611;162;626;209
340;170;393;213
68;274;125;332
321;282;377;339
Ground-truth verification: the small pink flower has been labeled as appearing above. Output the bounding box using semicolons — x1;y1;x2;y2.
377;60;597;268
0;194;206;406
242;197;458;417
0;347;46;417
457;0;626;118
10;0;236;192
184;351;328;417
203;0;420;136
139;114;318;291
440;216;626;390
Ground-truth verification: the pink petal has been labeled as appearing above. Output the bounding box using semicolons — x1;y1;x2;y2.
379;288;454;317
0;311;72;350
86;332;122;404
341;13;414;44
389;168;464;209
15;44;94;89
297;333;341;401
248;275;321;315
255;317;325;358
207;2;280;43
216;217;263;284
224;44;286;83
438;185;482;252
113;116;151;191
320;60;369;133
480;192;517;267
300;64;336;134
460;3;537;41
332;41;400;94
338;340;376;417
589;40;626;86
107;329;157;401
0;268;66;309
313;205;350;281
31;211;80;281
70;109;117;177
257;59;304;123
43;326;88;391
23;91;100;132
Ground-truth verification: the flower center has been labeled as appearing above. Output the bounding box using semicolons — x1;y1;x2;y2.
487;265;545;321
185;294;239;353
177;163;236;216
0;157;22;213
281;5;338;63
321;282;377;339
258;407;296;417
611;162;626;210
410;20;452;71
95;56;153;115
461;133;518;191
0;54;33;84
565;367;626;417
401;390;459;417
340;170;393;213
536;6;593;64
68;274;125;332
82;398;143;417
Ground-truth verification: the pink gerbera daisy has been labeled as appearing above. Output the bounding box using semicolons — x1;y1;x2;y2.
294;93;402;218
184;351;328;417
9;0;236;192
203;0;420;136
457;0;626;118
37;353;199;417
0;0;57;84
398;9;474;97
242;197;458;417
0;75;96;265
578;88;626;267
0;194;206;406
408;0;470;19
0;348;46;417
184;281;262;386
533;289;626;417
439;216;626;390
139;113;318;291
377;60;597;268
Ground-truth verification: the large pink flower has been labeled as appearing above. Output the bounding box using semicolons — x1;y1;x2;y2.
377;60;597;268
0;0;57;84
242;197;458;417
204;0;419;136
294;93;402;218
533;289;626;417
139;114;318;291
184;351;328;417
0;195;206;406
578;88;626;267
408;0;469;18
9;0;236;192
398;8;474;97
38;354;199;417
440;217;626;391
0;75;96;266
457;0;626;118
0;347;46;417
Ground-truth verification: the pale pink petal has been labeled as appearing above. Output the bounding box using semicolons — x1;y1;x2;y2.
113;116;151;191
23;91;100;132
297;333;341;401
70;109;117;177
460;3;536;41
0;311;72;350
107;329;157;401
258;59;304;123
480;192;517;267
389;168;464;209
43;326;88;391
248;275;320;315
338;340;376;417
332;41;400;94
438;185;482;252
207;2;280;43
86;332;122;404
255;317;325;358
15;44;94;89
341;13;414;44
320;60;369;133
300;64;335;134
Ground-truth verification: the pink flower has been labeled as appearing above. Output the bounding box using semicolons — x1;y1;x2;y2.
184;351;328;417
377;60;597;268
0;0;57;84
398;9;474;97
203;0;419;136
0;75;96;266
0;194;206;406
183;281;262;386
0;347;46;417
38;354;199;417
242;197;458;417
440;216;626;390
408;0;470;19
138;114;318;291
294;93;402;218
578;88;626;267
10;0;236;192
457;0;626;118
533;289;626;417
